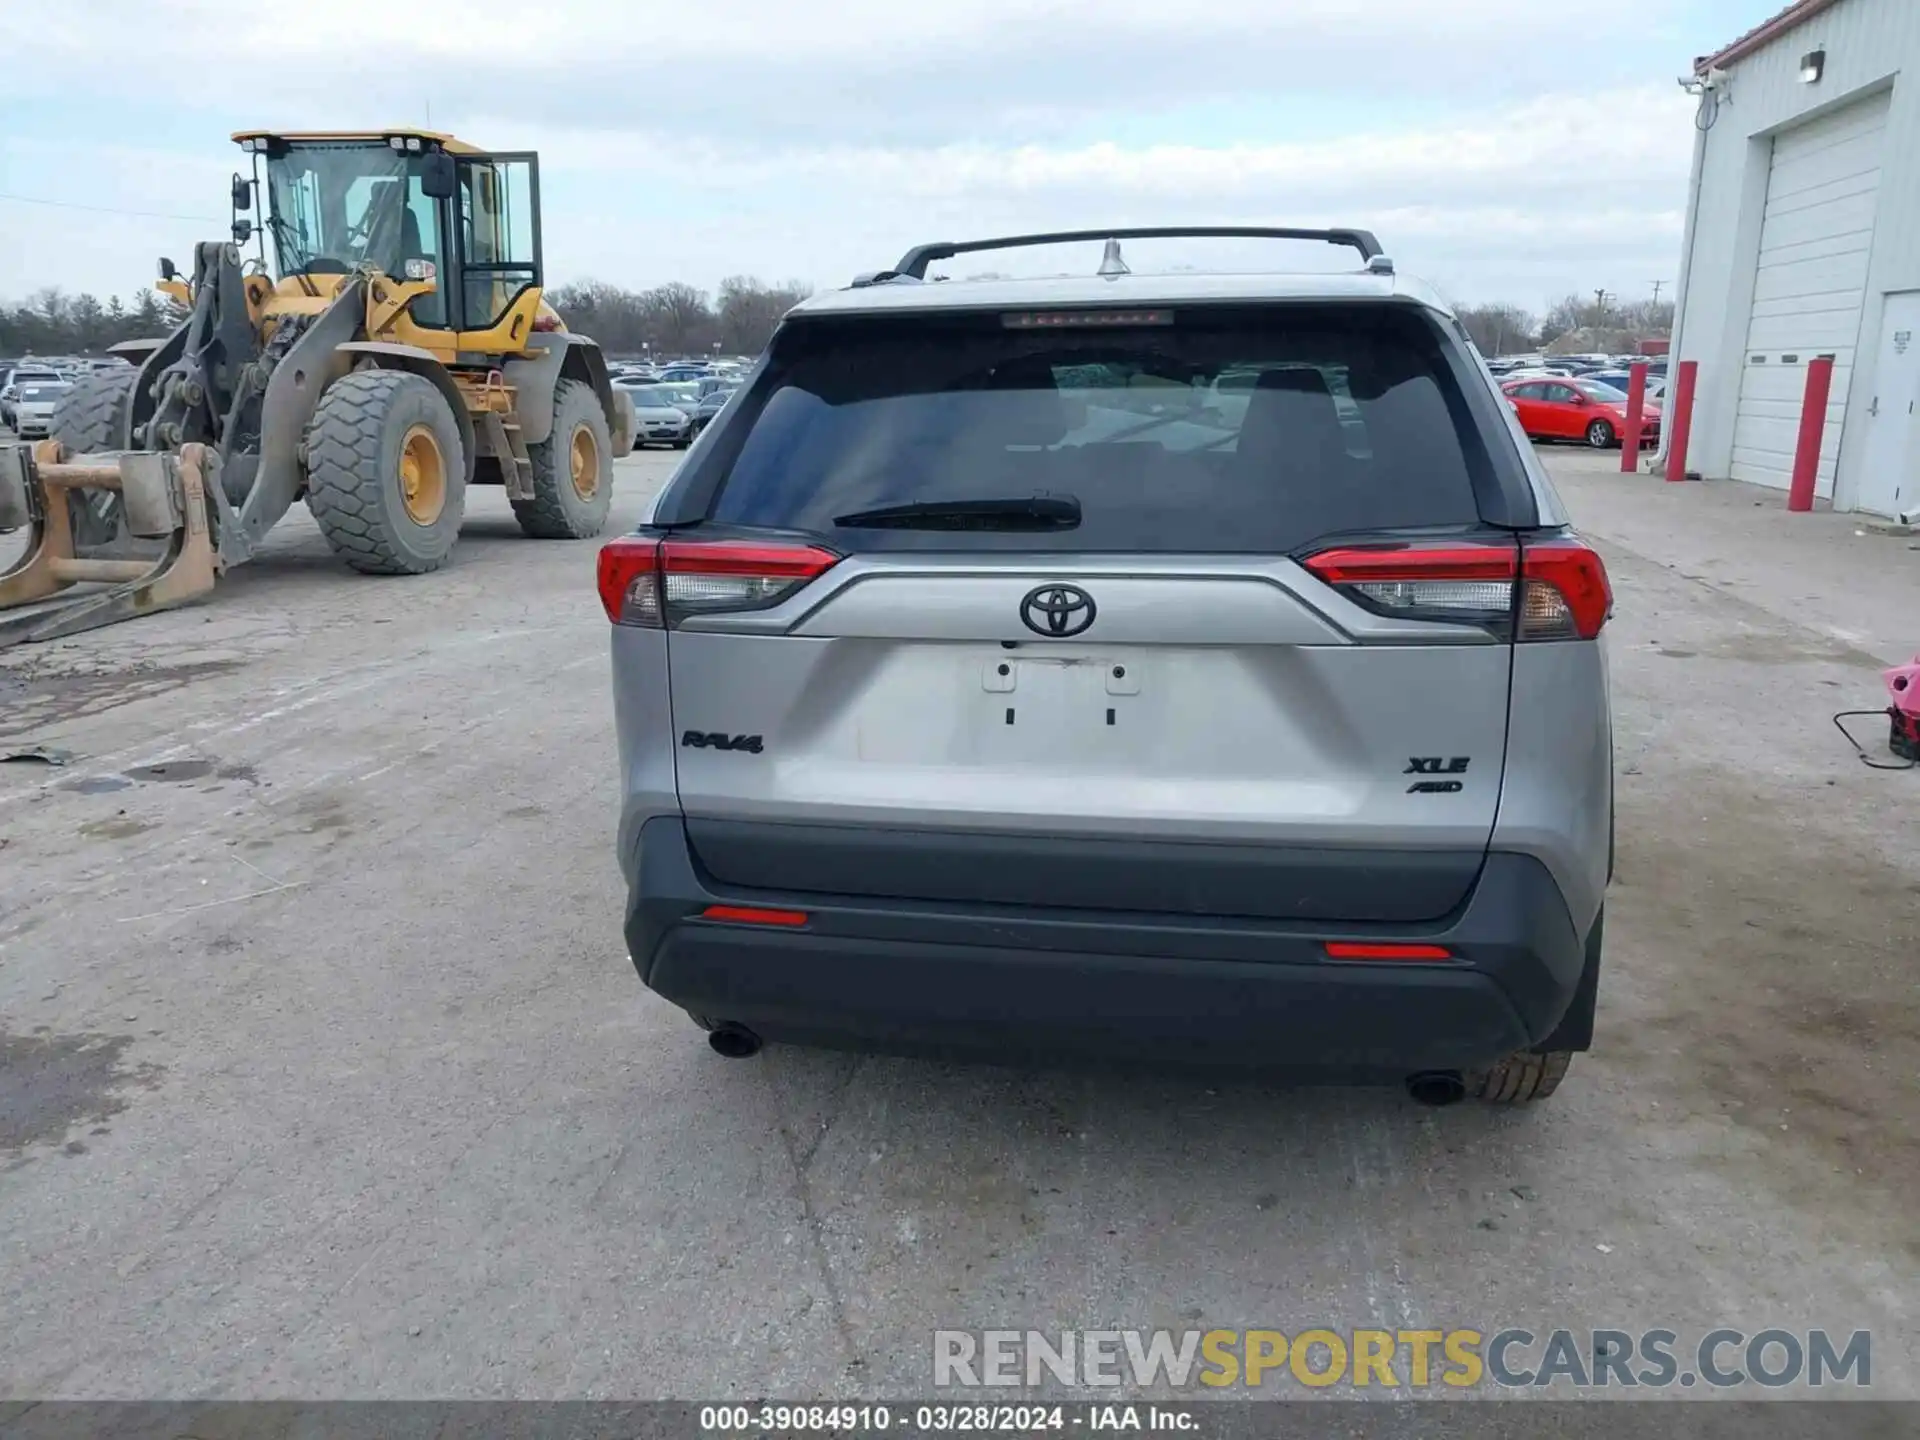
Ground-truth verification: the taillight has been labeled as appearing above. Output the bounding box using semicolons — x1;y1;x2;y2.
1519;539;1612;641
1302;537;1611;642
597;536;660;624
596;537;840;628
1303;543;1517;630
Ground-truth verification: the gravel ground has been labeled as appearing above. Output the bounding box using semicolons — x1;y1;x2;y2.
0;448;1913;1400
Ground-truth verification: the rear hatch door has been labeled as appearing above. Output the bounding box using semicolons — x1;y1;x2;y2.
658;301;1527;924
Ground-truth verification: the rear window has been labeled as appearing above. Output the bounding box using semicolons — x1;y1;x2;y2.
703;305;1489;553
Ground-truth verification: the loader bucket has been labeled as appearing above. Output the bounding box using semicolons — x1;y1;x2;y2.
0;441;220;648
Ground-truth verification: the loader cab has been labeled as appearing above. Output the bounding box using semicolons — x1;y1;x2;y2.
237;131;542;339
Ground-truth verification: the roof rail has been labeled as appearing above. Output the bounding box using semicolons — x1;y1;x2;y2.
890;226;1384;280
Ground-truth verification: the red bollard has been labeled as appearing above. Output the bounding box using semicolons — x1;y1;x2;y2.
1665;360;1698;483
1620;361;1649;472
1787;355;1835;512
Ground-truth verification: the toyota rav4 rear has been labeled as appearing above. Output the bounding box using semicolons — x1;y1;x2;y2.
602;231;1612;1103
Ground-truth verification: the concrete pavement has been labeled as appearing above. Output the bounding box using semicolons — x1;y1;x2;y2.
0;450;1914;1399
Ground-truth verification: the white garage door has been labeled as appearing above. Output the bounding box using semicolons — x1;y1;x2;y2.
1731;91;1891;493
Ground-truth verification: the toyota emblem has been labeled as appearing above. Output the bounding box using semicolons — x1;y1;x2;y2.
1019;583;1097;638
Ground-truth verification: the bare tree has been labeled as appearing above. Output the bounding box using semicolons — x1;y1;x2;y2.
1455;303;1538;357
713;276;811;355
1538;290;1673;350
1618;297;1675;334
545;276;808;357
1539;294;1593;345
636;282;713;356
9;265;1668;370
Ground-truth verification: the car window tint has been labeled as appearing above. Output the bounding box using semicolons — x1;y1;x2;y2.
703;304;1489;554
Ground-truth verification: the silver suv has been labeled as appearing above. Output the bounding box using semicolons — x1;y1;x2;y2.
603;227;1612;1105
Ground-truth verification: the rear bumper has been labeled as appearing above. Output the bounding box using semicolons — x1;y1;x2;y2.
624;817;1590;1076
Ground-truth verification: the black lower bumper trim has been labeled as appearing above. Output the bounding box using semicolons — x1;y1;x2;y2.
685;818;1482;923
625;817;1586;1074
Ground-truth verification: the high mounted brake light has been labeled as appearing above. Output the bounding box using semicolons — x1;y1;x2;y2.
1002;310;1174;329
1303;538;1611;641
596;537;840;627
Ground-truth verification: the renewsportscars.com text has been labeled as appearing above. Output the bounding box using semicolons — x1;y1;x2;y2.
932;1328;1871;1392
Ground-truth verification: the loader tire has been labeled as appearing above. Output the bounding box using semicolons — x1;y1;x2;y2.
514;379;613;539
305;369;466;576
50;369;152;559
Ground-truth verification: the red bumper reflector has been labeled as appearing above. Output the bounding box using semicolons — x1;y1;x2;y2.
1324;941;1453;961
700;904;809;927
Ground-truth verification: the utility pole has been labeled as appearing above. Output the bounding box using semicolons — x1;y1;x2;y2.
1651;280;1666;304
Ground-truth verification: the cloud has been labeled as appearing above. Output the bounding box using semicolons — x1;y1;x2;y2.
503;83;1693;305
0;2;1698;311
4;0;1678;141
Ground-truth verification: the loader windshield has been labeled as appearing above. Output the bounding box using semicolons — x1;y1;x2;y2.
263;143;440;283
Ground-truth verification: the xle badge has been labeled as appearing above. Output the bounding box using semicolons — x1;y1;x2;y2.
1406;756;1469;794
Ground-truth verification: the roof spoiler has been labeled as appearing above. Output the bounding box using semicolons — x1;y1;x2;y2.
880;226;1385;282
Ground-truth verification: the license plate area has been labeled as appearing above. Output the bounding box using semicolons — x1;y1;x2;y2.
979;652;1141;748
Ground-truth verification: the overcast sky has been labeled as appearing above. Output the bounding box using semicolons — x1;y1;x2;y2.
1;0;1768;315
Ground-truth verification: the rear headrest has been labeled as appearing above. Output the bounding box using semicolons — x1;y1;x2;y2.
1366;374;1466;478
952;364;1074;448
1236;366;1349;470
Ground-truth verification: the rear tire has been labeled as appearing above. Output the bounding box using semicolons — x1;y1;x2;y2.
1467;1049;1572;1103
305;369;467;575
514;379;613;539
1586;419;1616;448
49;369;150;559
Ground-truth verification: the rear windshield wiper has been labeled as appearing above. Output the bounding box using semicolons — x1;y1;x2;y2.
833;494;1082;531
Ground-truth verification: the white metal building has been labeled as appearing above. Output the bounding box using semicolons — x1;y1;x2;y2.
1668;0;1920;520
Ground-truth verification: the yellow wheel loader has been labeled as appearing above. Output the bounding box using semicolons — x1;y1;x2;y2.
0;130;635;646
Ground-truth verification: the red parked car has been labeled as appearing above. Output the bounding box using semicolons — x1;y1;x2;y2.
1502;376;1661;449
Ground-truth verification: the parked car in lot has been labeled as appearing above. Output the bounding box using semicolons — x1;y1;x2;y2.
601;226;1614;1104
1;366;65;427
1586;369;1667;401
1502;376;1661;448
688;386;735;435
8;381;73;439
621;383;697;448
